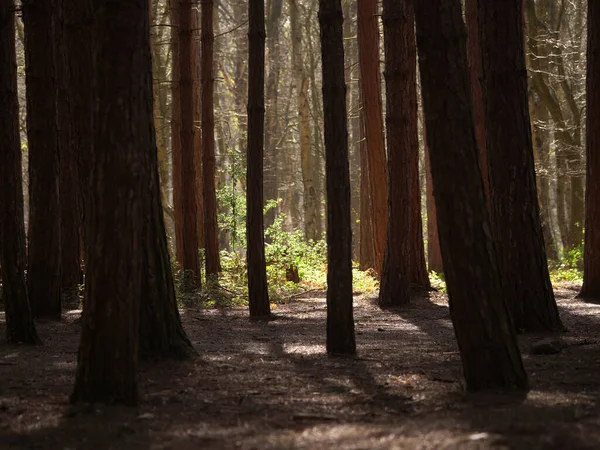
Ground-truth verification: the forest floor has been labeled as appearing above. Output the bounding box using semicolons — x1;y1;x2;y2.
1;284;600;449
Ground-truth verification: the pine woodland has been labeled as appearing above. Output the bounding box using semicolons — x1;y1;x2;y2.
2;0;600;447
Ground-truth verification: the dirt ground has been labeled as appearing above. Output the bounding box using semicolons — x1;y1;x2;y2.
1;284;600;449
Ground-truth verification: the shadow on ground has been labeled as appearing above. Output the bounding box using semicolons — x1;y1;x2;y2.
1;285;600;449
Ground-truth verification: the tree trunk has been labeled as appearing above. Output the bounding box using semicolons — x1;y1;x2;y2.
264;0;284;229
478;0;562;332
378;0;414;307
202;0;220;278
55;0;82;294
359;85;376;271
319;0;356;355
22;0;62;319
179;0;201;289
0;0;40;345
464;0;490;207
414;0;529;392
64;0;93;270
424;144;443;273
170;0;184;267
247;0;271;318
71;0;149;405
581;1;600;300
291;0;318;242
357;0;387;277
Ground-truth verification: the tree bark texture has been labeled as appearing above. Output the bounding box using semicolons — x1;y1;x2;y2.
581;1;600;300
378;0;414;307
263;0;284;229
71;0;149;405
202;0;220;277
179;0;201;288
0;0;41;345
246;0;271;318
55;0;82;292
170;0;184;267
464;0;490;208
357;0;387;277
359;85;376;271
22;0;62;319
140;8;195;359
291;0;318;242
477;0;562;332
424;139;443;273
63;0;93;273
319;0;356;355
414;0;529;392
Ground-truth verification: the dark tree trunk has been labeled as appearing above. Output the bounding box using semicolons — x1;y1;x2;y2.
71;0;151;405
465;0;490;207
414;0;529;392
581;1;600;300
319;0;356;355
179;0;201;289
63;0;93;273
55;0;82;294
22;0;62;319
357;0;387;278
478;0;562;332
0;0;40;345
246;0;271;317
424;140;443;273
170;0;184;267
201;0;221;278
379;0;414;307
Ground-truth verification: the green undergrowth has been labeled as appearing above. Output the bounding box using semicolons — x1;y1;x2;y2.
549;245;583;285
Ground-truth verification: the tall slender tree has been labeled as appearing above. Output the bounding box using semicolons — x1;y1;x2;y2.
378;0;414;307
72;0;149;405
0;0;40;345
179;0;201;289
55;0;82;294
64;0;93;265
357;0;387;277
22;0;62;319
477;0;562;332
246;0;271;318
581;0;600;300
202;0;221;279
319;0;356;355
170;0;185;267
291;0;318;242
414;0;528;391
424;141;443;273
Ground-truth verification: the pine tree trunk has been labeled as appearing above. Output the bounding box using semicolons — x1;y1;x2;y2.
465;0;490;207
55;0;82;294
357;0;387;277
264;0;284;229
319;0;356;355
379;0;414;307
414;0;529;392
581;1;600;300
170;0;185;268
179;0;201;289
247;0;271;318
201;0;220;278
424;145;443;273
359;85;376;272
71;0;150;405
22;0;62;320
291;0;318;242
0;0;40;345
64;0;93;269
477;0;562;332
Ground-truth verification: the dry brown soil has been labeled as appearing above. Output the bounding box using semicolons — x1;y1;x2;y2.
1;284;600;449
